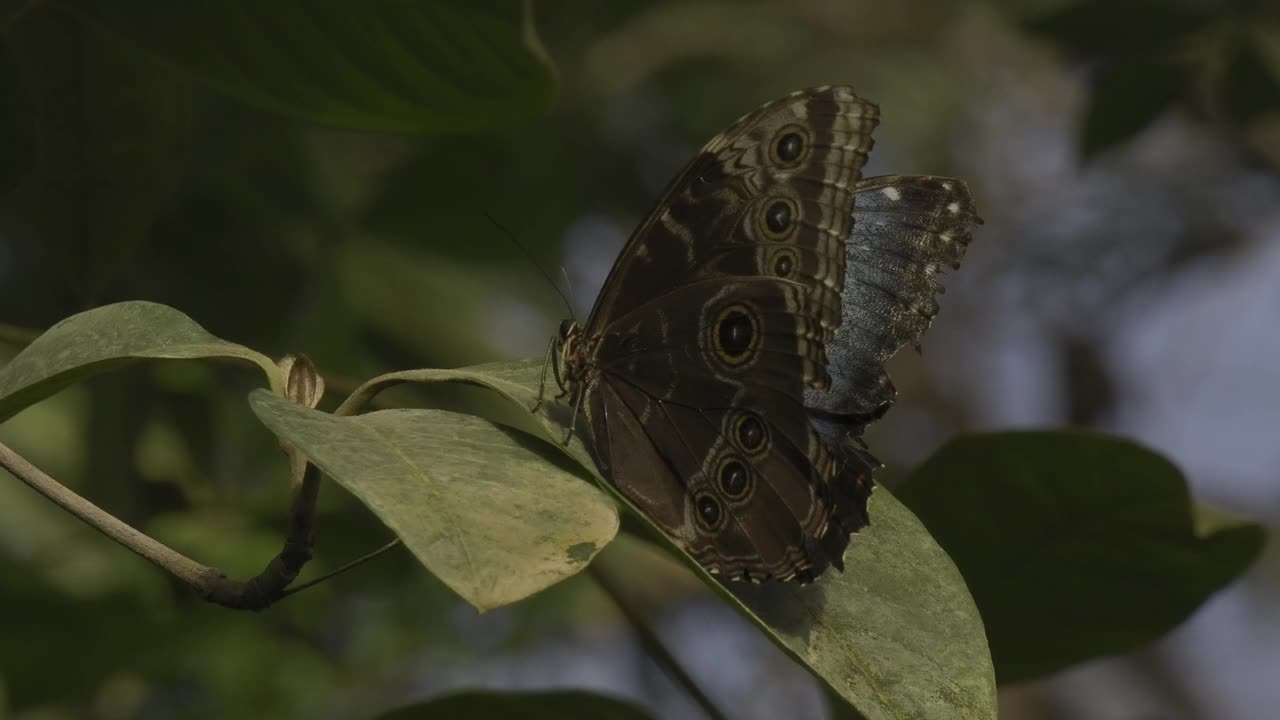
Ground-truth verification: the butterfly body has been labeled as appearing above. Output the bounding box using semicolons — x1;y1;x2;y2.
549;86;979;583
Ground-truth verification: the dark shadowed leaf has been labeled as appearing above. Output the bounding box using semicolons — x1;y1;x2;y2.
248;391;618;612
378;359;996;719
3;11;191;308
1081;59;1184;158
0;301;279;424
0;37;37;195
897;431;1266;685
374;690;656;720
63;0;557;135
1025;0;1209;57
1224;30;1280;124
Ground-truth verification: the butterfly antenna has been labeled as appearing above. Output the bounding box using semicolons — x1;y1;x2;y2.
560;267;578;324
483;211;576;320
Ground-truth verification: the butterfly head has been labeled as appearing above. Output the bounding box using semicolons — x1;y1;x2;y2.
554;319;585;392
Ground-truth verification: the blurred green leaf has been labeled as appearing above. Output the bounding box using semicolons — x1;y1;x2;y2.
3;10;190;309
335;240;534;366
1081;59;1184;158
63;0;557;135
1025;0;1210;57
0;554;172;707
897;431;1267;685
1224;28;1280;123
361;359;996;719
375;690;656;720
0;37;36;196
0;301;280;424
248;390;619;612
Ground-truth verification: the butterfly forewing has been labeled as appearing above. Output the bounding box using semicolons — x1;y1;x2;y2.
583;87;879;339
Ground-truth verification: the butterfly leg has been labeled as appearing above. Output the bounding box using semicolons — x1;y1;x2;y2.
561;386;584;446
531;336;558;413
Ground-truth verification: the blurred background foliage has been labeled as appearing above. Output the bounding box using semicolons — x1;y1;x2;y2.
1;0;1278;718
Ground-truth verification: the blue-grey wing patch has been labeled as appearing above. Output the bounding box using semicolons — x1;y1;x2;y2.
805;174;982;451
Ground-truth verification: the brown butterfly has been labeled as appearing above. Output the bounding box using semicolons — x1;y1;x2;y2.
542;86;980;583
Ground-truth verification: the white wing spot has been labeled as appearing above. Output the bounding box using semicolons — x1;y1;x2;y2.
882;186;901;201
947;202;960;214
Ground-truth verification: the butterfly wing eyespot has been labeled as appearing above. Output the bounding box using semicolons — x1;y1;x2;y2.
760;198;797;238
693;492;726;531
770;124;811;167
729;411;771;458
767;248;799;279
705;302;762;368
716;456;752;500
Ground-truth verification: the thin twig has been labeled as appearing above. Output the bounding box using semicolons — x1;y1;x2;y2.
0;438;223;587
589;561;732;720
0;439;314;610
281;538;402;598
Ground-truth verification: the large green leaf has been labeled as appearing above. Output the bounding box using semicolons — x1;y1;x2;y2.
0;301;280;424
62;0;557;135
374;690;656;720
248;391;619;612
351;359;996;719
897;431;1267;685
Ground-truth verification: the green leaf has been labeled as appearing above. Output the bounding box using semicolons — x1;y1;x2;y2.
0;301;280;424
374;690;656;720
248;390;619;612
1080;58;1184;158
896;431;1267;685
63;0;557;135
368;359;996;719
730;488;996;719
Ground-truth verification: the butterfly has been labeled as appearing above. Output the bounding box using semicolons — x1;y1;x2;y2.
542;86;980;583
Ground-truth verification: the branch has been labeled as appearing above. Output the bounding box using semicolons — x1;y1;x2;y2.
0;439;315;610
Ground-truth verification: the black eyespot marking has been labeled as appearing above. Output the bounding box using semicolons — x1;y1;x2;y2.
765;200;792;234
720;459;749;499
718;310;754;359
695;494;722;530
773;252;794;278
736;416;765;451
770;125;809;166
707;303;761;368
776;132;804;163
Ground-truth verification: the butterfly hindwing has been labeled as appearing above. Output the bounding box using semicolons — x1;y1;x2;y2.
804;175;982;447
